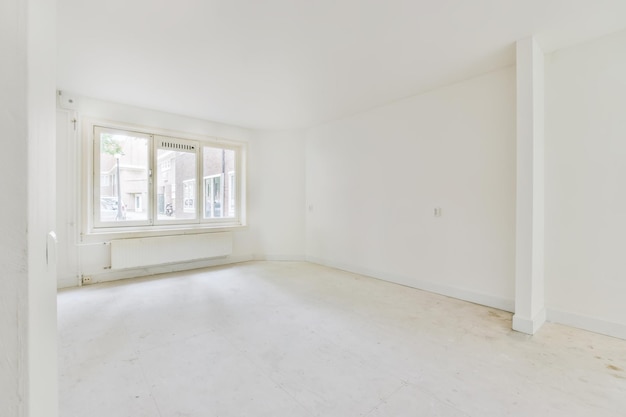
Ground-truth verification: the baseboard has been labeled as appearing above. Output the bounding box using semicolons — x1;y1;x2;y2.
253;254;307;262
306;256;515;313
547;308;626;341
512;308;547;335
57;274;80;289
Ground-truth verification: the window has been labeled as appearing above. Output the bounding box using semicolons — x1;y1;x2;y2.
92;125;244;231
204;175;222;218
94;127;149;226
134;194;142;212
156;138;197;222
183;179;195;213
202;146;236;219
228;171;235;217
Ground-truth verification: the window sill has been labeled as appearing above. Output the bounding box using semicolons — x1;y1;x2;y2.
81;222;247;244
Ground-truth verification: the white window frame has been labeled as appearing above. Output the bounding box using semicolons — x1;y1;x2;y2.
93;126;152;228
154;135;199;226
84;119;246;238
228;171;235;217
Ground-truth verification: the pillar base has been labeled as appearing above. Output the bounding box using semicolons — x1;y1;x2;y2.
512;308;546;335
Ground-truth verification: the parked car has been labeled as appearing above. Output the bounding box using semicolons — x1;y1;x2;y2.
100;197;125;221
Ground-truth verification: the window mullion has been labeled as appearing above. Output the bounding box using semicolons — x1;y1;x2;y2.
197;145;202;222
149;134;155;225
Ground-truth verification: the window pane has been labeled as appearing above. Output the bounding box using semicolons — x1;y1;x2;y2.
157;148;197;221
203;146;236;219
99;132;149;223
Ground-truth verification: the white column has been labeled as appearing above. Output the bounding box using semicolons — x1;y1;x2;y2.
513;37;546;335
0;0;57;416
27;0;58;415
0;0;29;414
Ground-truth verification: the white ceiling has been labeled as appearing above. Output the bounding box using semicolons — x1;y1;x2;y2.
57;0;626;130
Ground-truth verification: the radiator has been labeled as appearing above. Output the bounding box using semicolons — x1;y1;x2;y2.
110;232;232;269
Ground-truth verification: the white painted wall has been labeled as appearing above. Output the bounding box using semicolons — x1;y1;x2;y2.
545;29;626;339
1;0;58;415
306;68;517;311
56;109;79;287
56;97;306;287
248;130;306;260
1;0;29;413
27;0;58;413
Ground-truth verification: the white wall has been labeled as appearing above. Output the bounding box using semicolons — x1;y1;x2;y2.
1;0;58;415
306;67;517;311
1;0;29;412
545;29;626;339
249;130;306;260
56;97;306;287
27;0;59;413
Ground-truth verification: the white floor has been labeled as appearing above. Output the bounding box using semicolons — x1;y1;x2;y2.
58;261;626;417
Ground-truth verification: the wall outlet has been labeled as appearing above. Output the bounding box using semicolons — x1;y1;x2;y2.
82;275;93;285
